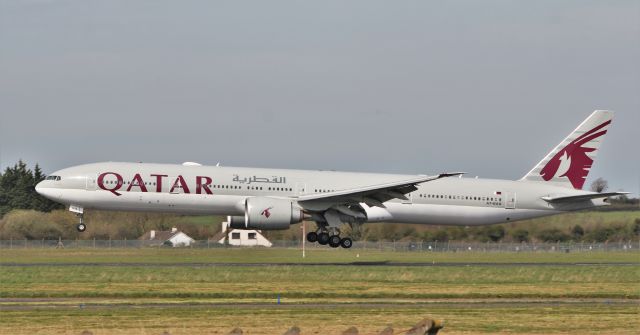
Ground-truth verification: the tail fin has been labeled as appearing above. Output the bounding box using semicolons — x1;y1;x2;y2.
520;110;614;189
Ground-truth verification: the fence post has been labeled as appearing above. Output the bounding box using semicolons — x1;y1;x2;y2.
93;237;96;249
24;239;27;249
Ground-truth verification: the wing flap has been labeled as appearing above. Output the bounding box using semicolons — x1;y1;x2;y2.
296;172;464;208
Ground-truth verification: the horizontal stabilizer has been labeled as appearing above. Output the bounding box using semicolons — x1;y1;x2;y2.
541;192;629;203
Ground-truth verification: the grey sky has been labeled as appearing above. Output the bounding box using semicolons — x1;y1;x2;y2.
1;1;639;196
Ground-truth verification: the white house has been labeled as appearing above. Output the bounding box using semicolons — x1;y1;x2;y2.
139;227;195;247
214;222;272;247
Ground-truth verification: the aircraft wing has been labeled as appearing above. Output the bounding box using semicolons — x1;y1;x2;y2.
541;192;630;203
296;172;464;210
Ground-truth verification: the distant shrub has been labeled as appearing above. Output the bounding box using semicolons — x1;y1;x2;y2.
583;225;629;242
511;228;530;243
535;228;570;242
571;225;585;240
446;227;469;241
424;230;449;242
474;225;505;242
0;210;59;239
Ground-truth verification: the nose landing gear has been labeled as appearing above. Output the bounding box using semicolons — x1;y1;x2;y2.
76;214;86;232
69;205;86;233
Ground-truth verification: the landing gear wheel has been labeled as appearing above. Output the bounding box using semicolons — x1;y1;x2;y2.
306;232;318;243
328;235;341;248
340;237;353;249
317;232;330;245
76;223;86;232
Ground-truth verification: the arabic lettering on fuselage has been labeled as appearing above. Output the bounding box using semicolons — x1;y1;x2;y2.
232;174;286;184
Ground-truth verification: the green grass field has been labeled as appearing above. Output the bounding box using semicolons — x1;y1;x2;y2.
1;248;639;334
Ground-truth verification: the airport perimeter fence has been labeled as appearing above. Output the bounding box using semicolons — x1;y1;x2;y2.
0;239;637;252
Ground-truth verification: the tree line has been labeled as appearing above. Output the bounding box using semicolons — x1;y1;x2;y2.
0;161;63;217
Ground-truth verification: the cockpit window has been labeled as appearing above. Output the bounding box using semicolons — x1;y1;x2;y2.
45;176;61;181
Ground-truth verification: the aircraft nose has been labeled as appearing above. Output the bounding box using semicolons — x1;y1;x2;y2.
35;181;44;195
35;181;56;199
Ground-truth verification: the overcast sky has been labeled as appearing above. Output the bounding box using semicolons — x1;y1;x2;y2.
1;1;639;196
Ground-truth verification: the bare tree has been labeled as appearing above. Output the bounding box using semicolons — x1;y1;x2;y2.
590;177;608;193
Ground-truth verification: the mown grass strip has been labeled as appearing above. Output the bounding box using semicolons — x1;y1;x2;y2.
1;265;638;299
0;304;638;334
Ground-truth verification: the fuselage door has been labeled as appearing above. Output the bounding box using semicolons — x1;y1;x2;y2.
505;192;516;209
86;174;97;191
402;192;412;204
295;182;306;196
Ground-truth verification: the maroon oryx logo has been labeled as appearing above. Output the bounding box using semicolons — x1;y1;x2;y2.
261;207;273;218
540;120;610;189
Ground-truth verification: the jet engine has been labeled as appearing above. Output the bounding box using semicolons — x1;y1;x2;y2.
228;197;303;230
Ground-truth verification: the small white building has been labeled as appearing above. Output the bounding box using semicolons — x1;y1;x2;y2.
139;227;195;247
214;222;272;247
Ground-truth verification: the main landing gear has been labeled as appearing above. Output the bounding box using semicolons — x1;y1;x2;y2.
306;230;352;249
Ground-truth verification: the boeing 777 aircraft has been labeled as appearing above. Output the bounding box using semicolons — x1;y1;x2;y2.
36;110;626;248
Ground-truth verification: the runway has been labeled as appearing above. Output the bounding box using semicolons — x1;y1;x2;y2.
1;261;638;267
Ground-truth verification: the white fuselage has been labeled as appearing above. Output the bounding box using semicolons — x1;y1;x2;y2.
35;162;605;227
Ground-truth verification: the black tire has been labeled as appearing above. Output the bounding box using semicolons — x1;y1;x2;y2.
306;232;318;243
329;235;341;248
317;232;330;245
76;223;86;232
340;237;353;249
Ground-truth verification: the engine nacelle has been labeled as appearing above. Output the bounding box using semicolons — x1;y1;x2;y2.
228;197;303;230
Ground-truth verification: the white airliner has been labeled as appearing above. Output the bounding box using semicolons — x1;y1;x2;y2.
36;110;626;248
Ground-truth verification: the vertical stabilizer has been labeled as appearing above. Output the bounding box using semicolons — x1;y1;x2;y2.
520;110;614;189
